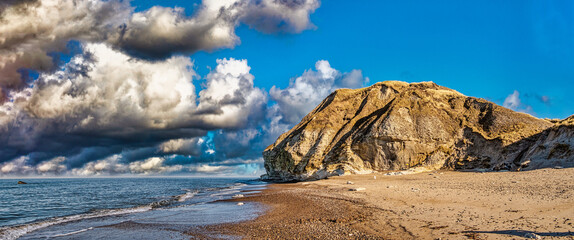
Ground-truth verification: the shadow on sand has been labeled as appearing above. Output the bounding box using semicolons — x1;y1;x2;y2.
464;230;574;238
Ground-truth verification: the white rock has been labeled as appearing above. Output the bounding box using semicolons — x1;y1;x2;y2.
524;232;541;239
347;181;354;185
236;202;244;206
232;194;244;198
349;187;366;191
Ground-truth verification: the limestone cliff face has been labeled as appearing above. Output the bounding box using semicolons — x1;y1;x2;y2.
262;81;574;181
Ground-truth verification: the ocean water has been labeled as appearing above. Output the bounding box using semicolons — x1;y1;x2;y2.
0;177;266;239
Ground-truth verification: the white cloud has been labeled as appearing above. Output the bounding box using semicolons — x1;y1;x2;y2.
0;156;66;175
36;157;67;175
0;0;323;176
188;164;233;174
0;156;34;175
71;155;128;176
269;60;369;123
0;45;271;161
503;90;534;114
503;90;521;110
29;43;197;130
0;0;131;91
0;0;320;93
129;157;183;174
159;138;203;156
196;58;267;128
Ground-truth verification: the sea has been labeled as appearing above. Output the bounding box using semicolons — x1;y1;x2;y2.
0;177;267;239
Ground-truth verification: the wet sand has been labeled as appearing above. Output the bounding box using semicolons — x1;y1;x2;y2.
202;168;574;239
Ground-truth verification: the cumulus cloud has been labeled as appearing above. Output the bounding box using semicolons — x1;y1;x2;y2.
196;58;267;129
0;43;202;162
71;155;128;176
0;0;327;177
270;60;369;123
0;156;34;175
0;56;367;176
36;157;67;175
0;43;268;167
129;157;183;174
159;138;204;156
0;0;131;93
0;156;66;176
0;0;319;95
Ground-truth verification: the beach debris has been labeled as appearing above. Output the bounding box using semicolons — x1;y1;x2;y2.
384;172;404;176
347;181;354;185
373;176;377;180
236;202;244;206
411;188;420;192
232;194;244;198
17;181;27;184
349;187;366;191
524;232;541;239
386;185;395;188
554;166;563;169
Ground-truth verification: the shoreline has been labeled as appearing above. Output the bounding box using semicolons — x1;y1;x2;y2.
1;178;266;240
199;168;574;239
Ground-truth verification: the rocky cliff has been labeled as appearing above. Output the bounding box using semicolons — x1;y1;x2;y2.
262;81;574;181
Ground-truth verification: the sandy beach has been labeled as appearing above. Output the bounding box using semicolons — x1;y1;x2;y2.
200;168;574;239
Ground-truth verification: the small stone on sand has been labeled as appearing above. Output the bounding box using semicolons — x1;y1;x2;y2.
232;194;244;198
237;202;244;206
347;181;354;185
350;188;366;191
524;232;541;239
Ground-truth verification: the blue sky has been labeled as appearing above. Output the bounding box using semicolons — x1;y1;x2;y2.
0;0;572;177
188;0;573;118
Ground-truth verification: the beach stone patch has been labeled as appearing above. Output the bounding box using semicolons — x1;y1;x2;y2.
524;232;541;239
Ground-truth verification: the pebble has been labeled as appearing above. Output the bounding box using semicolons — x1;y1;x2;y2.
347;181;354;185
237;202;244;206
554;166;563;169
524;232;541;239
350;188;366;191
232;194;244;198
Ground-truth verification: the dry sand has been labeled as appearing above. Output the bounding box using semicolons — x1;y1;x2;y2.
199;168;574;239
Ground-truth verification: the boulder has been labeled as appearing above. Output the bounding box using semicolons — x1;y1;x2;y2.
262;81;574;181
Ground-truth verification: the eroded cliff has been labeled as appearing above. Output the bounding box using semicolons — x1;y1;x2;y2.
263;81;574;181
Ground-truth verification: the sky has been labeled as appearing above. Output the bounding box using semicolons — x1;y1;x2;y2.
0;0;572;177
